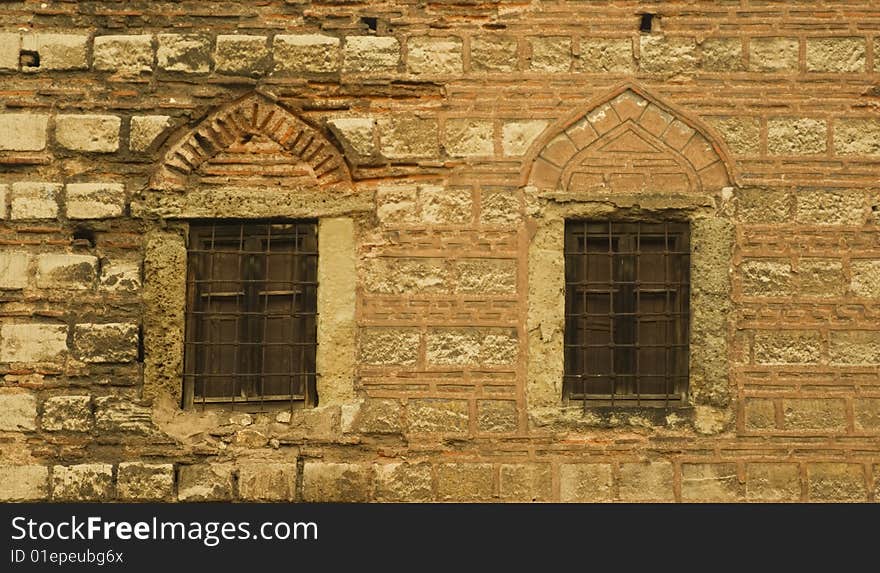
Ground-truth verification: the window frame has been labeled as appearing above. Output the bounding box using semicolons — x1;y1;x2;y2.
182;220;320;411
525;195;735;431
562;220;691;408
139;216;361;416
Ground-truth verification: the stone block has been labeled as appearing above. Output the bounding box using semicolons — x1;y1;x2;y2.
750;37;799;71
502;120;548;156
0;113;49;151
408;399;469;433
0;251;29;290
795;189;865;225
363;257;448;294
273;34;340;73
700;37;744;71
782;397;847;432
455;258;516;294
0;465;48;501
407;36;462;74
0;390;37;431
753;331;822;364
854;398;880;431
639;35;698;74
343;36;399;72
55;115;121;153
807;463;866;501
0;32;19;70
351;399;403;434
851;260;880;297
238;463;297;501
130;115;172;152
681;463;742;502
66;182;125;219
426;328;517;366
302;462;371;502
499;463;551;501
358;327;420;365
619;461;675;502
806;37;865;72
22;33;88;70
94;396;153;434
708;117;759;155
178;464;234;501
437;463;494;501
73;323;138;363
480;189;520;226
577;38;634;72
767;118;827;155
327;117;376;157
740;259;793;296
10;182;60;220
117;462;174;501
93;35;153;73
735;187;791;223
471;36;518;72
744;398;777;430
215;35;269;76
36;254;98;289
377;114;439;159
835;119;880;155
41;395;92;432
829;331;880;364
373;462;433;502
746;463;801;501
559;463;613;502
52;464;113;501
157;34;211;73
0;324;67;363
419;185;472;224
444;119;493;157
799;258;845;297
529;36;570;72
476;399;518;433
100;259;141;293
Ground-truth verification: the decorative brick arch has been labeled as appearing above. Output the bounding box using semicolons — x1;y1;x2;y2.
149;92;352;193
522;84;734;194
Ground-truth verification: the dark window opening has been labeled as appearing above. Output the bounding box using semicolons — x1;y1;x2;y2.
563;221;690;408
72;227;97;248
361;16;378;32
20;50;39;68
639;13;655;33
184;221;318;411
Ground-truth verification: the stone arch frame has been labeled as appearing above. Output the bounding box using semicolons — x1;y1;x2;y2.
521;83;736;192
135;92;368;418
523;83;737;434
150;91;352;193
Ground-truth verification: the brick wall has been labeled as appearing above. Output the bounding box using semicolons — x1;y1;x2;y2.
0;1;878;502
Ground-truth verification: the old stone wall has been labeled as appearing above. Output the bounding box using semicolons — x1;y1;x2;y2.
0;1;879;502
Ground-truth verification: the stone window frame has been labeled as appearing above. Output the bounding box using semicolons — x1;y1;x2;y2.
133;92;369;418
522;85;738;433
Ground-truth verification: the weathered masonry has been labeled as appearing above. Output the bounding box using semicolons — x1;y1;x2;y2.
1;1;879;503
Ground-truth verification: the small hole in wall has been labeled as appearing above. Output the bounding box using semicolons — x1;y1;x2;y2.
361;16;378;32
72;227;96;248
639;13;655;33
20;50;39;68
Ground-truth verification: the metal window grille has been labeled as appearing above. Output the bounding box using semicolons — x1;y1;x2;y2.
183;221;318;411
563;221;690;408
